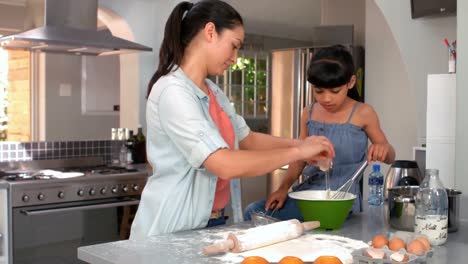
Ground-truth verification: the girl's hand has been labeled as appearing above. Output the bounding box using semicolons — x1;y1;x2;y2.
297;136;335;164
265;187;289;211
368;143;392;162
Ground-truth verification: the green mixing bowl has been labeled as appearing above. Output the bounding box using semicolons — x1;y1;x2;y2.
289;190;356;230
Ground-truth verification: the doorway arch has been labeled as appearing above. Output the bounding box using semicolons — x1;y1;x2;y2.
97;6;140;132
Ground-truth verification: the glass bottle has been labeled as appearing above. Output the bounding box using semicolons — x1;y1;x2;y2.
119;128;130;167
125;130;134;164
132;125;147;164
119;143;129;167
414;169;448;246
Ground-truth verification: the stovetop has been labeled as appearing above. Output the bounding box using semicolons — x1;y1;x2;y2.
0;159;149;207
0;165;140;182
63;165;139;174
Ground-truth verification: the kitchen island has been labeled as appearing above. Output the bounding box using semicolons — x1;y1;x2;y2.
78;211;467;264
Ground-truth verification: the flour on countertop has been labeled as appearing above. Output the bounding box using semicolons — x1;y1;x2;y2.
196;227;368;264
195;226;244;244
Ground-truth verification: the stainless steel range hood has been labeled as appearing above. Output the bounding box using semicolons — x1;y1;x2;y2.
0;0;152;56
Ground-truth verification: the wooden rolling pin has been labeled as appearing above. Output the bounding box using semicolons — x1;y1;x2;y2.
202;219;320;255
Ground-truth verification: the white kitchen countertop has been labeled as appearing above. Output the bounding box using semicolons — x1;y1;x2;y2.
77;209;467;264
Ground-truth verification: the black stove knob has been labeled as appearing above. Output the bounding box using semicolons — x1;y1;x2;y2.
122;186;129;193
58;192;65;199
22;195;29;202
37;193;45;201
77;189;84;196
111;187;118;194
133;185;139;191
100;188;107;195
89;189;96;196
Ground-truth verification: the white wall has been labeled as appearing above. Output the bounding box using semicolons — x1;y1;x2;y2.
456;0;468;220
365;1;417;176
321;0;366;47
99;0;182;132
373;1;456;145
44;54;119;140
224;0;321;41
246;34;313;50
0;3;24;35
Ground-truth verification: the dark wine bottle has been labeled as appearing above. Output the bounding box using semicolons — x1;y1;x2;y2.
132;125;147;164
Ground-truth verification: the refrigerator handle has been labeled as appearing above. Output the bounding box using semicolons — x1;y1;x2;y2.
297;49;308;184
293;50;307;139
299;50;313;136
299;49;312;134
304;82;311;108
304;49;313;106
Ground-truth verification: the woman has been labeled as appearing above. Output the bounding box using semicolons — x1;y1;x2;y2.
130;0;335;240
244;45;395;221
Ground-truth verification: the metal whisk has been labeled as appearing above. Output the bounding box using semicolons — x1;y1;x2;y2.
331;160;368;199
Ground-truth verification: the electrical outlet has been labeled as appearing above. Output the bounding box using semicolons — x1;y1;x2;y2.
59;83;72;96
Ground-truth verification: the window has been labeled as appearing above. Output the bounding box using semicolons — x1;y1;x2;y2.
210;51;269;119
0;48;31;141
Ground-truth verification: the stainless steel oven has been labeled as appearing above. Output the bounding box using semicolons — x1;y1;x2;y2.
13;198;139;264
0;159;148;264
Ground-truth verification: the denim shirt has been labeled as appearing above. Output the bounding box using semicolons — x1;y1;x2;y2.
130;68;250;240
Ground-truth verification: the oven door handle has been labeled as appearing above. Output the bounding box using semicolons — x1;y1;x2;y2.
20;199;140;216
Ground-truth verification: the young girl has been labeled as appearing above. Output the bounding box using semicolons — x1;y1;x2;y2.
130;0;335;239
244;45;395;221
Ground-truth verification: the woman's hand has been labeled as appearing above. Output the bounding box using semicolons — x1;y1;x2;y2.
265;187;289;211
297;136;335;165
368;143;392;163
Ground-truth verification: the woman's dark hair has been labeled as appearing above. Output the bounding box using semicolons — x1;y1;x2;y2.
147;0;243;97
307;45;361;101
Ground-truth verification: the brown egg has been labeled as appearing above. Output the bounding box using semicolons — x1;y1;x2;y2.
415;237;431;251
407;240;425;255
390;252;409;262
313;256;343;264
278;256;304;264
365;247;385;259
241;256;270;264
371;234;389;248
388;237;406;251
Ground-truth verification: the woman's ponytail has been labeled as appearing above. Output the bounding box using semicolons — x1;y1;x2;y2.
147;0;243;97
147;2;193;97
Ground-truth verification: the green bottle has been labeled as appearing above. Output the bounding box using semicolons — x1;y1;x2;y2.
132;125;147;164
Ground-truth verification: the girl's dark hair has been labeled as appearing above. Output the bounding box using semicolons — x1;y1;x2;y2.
147;0;243;97
307;45;361;101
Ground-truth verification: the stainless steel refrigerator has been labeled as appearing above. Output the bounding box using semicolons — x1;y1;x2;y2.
267;46;364;193
268;47;314;193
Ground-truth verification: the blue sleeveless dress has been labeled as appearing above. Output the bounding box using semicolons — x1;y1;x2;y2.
244;102;368;221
